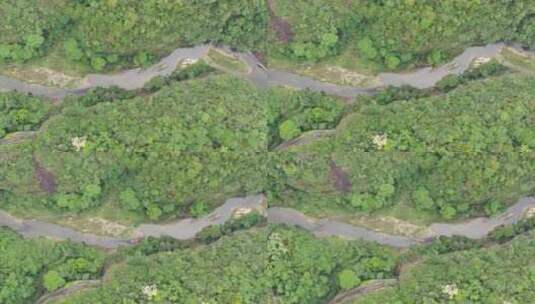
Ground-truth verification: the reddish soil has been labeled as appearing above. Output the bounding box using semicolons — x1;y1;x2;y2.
33;157;57;194
329;160;352;193
267;0;294;43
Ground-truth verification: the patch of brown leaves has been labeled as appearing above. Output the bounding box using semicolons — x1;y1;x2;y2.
329;160;352;193
267;0;294;43
33;158;57;194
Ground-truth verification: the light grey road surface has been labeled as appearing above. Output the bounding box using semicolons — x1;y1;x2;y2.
0;43;514;99
1;196;534;249
1;43;533;248
378;43;505;88
136;195;267;239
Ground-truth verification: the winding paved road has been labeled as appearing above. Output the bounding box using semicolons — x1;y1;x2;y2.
1;43;534;248
1;195;534;249
0;43;511;99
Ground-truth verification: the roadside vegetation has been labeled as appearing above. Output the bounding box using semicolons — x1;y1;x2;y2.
1;2;534;303
354;231;535;304
267;0;535;70
0;91;53;138
274;73;535;220
1;75;268;221
0;73;349;222
0;0;268;72
3;216;534;304
1;66;532;225
35;218;535;304
0;228;105;304
54;226;398;304
1;1;534;74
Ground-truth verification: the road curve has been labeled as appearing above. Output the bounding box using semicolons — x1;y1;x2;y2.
0;43;511;100
0;43;533;248
1;195;534;249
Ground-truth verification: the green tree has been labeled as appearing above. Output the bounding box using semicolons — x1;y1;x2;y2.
338;269;360;290
412;188;435;211
385;55;401;69
190;201;209;218
440;205;457;219
90;56;106;71
24;33;44;49
484;200;504;216
146;204;163;220
43;271;66;292
133;51;152;67
279;119;301;140
64;39;84;61
357;37;378;59
119;189;141;211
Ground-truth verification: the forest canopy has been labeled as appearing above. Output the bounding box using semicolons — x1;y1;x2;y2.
0;228;105;304
268;0;535;68
55;226;397;304
354;231;535;304
0;74;347;220
1;73;533;221
278;74;535;219
0;0;268;70
0;91;52;138
0;1;534;71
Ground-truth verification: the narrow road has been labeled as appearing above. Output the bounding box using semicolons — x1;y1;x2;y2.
0;42;533;249
1;195;534;249
0;43;512;100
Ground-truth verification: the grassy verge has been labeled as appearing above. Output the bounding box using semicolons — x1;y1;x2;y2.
0;46;89;88
266;45;383;86
501;47;535;72
2;201;138;238
206;48;250;74
272;194;435;237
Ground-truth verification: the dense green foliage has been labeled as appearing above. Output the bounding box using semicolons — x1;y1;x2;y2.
268;0;352;61
267;88;346;146
58;226;397;304
269;0;535;68
196;211;266;243
142;60;216;93
1;1;533;71
1;3;534;303
0;92;52;138
0;0;68;63
355;232;535;304
35;76;267;218
277;74;535;218
0;0;267;70
489;217;535;243
1;74;351;220
0;228;105;304
68;0;267;70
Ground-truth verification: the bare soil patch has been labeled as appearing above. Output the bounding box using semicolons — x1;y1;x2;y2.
330;160;352;193
33;157;57;194
267;0;294;43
